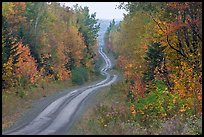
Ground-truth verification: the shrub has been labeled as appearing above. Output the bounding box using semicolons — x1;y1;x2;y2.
93;59;102;76
133;79;189;127
71;67;89;85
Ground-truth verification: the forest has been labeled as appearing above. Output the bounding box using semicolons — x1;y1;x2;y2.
102;2;202;134
2;2;102;130
2;2;100;93
2;2;202;135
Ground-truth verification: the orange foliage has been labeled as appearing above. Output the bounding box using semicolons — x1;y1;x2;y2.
2;56;15;88
5;2;26;32
129;75;146;99
167;2;190;10
57;68;71;81
169;61;202;114
14;41;38;83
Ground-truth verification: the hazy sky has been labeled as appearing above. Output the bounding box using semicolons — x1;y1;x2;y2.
60;2;127;20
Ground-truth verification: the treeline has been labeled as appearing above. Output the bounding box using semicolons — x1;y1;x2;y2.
104;2;202;125
2;2;100;92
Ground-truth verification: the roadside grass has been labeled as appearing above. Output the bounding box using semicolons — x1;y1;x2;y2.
2;74;103;130
68;81;202;135
68;82;130;135
68;48;202;135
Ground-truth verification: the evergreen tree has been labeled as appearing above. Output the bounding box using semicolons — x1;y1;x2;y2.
143;42;166;82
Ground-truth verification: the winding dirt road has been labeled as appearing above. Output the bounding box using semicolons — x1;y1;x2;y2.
3;47;117;135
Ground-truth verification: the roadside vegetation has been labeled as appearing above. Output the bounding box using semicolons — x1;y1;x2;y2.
2;2;202;135
69;81;202;135
103;2;202;135
2;2;101;130
70;2;202;135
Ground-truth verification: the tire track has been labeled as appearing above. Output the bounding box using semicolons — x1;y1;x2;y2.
3;47;117;135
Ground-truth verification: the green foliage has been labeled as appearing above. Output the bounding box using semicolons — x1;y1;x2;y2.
143;42;166;82
93;58;102;76
2;34;21;89
133;79;192;127
73;4;100;61
104;19;119;53
105;19;117;34
16;91;26;98
71;67;89;85
74;5;100;47
15;86;27;98
94;103;129;128
127;90;135;103
71;79;202;135
2;2;100;94
2;2;14;17
18;75;29;87
102;3;202;132
118;2;165;15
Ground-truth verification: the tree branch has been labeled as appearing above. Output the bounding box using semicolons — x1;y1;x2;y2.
166;35;186;58
186;20;202;41
148;13;187;58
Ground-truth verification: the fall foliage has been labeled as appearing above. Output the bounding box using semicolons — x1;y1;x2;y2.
2;2;100;92
2;2;202;134
104;2;202;123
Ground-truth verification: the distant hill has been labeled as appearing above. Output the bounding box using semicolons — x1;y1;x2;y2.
97;19;120;47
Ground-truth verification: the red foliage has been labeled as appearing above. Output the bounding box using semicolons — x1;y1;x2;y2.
167;2;189;10
6;2;26;32
14;41;38;83
130;75;146;99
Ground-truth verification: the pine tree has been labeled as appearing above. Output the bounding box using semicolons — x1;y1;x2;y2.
143;42;166;82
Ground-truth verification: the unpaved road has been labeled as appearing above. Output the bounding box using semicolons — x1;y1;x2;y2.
3;47;117;135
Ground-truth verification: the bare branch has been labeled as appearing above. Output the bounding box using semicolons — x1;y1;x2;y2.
166;35;186;58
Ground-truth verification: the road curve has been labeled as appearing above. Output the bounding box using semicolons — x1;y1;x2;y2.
3;47;117;135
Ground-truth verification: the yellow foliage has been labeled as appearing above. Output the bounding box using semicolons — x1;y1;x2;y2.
130;105;136;116
14;42;38;84
2;56;14;87
57;67;71;81
168;59;202;114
